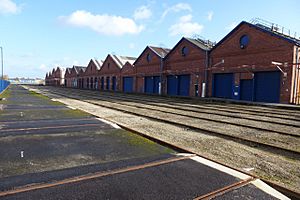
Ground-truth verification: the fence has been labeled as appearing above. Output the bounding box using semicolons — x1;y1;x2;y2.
0;80;10;94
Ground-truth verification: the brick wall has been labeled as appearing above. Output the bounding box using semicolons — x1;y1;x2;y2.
209;23;295;103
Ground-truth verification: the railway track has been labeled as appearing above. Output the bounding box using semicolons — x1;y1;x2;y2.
70;89;300;130
36;87;300;159
73;88;300;123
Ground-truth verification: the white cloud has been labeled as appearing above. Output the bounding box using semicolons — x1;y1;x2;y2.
0;0;21;14
39;64;48;71
226;21;238;30
207;11;213;21
169;14;203;37
134;6;152;20
129;43;135;49
59;10;144;36
161;3;192;20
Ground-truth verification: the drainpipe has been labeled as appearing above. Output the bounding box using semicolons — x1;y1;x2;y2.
203;50;209;98
159;53;164;95
294;47;299;104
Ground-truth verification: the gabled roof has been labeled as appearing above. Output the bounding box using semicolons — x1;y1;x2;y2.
90;59;103;70
165;37;212;60
133;46;170;65
211;21;300;51
149;46;171;58
73;65;86;74
66;68;72;74
110;54;136;68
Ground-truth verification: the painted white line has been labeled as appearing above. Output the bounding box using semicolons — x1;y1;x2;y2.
96;118;121;129
251;179;290;200
190;156;251;180
67;105;76;110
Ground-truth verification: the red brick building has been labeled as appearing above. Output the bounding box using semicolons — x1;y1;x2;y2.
134;46;170;94
164;37;213;97
208;21;300;104
81;59;102;89
64;68;72;87
46;19;300;104
46;67;65;86
99;54;136;91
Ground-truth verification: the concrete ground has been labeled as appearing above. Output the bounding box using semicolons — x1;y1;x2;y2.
0;85;289;199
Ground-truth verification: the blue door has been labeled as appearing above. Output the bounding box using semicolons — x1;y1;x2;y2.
123;77;133;92
167;75;178;96
153;76;160;94
106;77;110;90
112;77;116;91
213;73;233;99
101;77;104;90
144;76;154;93
240;79;254;101
178;75;190;96
254;71;280;103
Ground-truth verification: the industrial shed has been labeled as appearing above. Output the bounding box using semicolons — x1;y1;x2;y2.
134;46;170;94
209;20;300;104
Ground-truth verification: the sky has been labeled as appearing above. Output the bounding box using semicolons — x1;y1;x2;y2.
0;0;299;78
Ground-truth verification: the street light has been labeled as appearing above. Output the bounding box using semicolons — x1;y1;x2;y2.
0;47;3;80
0;47;3;90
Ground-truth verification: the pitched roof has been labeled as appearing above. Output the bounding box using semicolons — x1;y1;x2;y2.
91;59;103;70
148;46;171;58
164;37;213;60
212;21;300;50
133;46;170;65
66;68;72;74
110;54;136;68
73;66;86;74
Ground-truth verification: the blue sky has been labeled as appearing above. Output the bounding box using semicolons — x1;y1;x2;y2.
1;0;299;78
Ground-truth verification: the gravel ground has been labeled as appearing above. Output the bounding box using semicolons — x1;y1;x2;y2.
29;86;300;193
44;91;300;153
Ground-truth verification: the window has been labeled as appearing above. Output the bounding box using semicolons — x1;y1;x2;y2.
146;53;151;62
181;46;188;56
240;35;249;49
108;63;110;69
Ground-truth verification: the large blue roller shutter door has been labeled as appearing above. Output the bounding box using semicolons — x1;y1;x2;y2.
240;79;254;101
123;77;133;92
145;76;160;94
213;73;233;99
144;77;153;93
153;76;160;94
112;77;116;91
254;71;280;103
106;77;110;90
178;75;190;96
167;75;178;95
101;77;104;90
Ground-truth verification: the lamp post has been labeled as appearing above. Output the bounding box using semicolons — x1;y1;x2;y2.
0;47;3;80
0;47;3;90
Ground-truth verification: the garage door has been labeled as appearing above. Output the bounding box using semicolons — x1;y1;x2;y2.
213;73;233;99
112;77;116;91
167;75;178;96
145;76;160;94
254;71;280;103
167;75;190;96
240;79;254;101
145;77;154;93
178;75;190;96
123;77;133;92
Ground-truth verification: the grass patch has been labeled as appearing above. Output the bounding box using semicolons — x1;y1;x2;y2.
28;90;65;106
0;88;11;99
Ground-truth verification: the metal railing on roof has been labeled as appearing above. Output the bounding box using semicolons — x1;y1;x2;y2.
192;35;216;48
250;18;299;40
